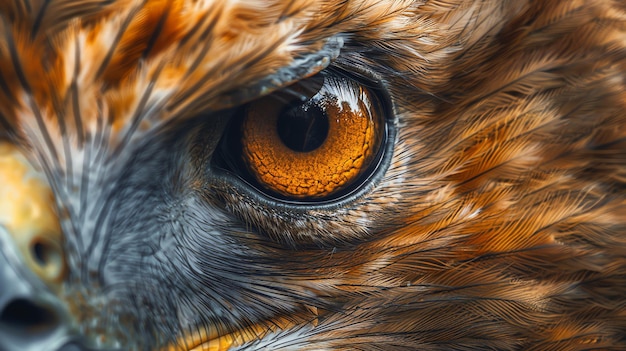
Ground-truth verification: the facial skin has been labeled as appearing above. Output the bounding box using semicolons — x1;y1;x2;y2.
0;1;625;350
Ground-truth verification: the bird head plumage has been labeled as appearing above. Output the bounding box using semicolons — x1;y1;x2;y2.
0;1;625;350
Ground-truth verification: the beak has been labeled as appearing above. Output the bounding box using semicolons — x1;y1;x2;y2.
0;142;73;351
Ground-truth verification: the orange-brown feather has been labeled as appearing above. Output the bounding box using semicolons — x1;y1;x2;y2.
0;0;624;349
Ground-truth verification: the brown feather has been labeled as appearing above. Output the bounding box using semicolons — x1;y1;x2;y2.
0;0;624;350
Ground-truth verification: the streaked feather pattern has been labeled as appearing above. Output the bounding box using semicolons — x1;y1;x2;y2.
0;0;624;350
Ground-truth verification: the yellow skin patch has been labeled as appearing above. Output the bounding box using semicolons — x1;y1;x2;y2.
0;143;65;287
165;307;318;351
166;321;278;351
242;81;381;198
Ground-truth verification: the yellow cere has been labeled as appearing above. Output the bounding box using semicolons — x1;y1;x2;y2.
241;81;381;198
0;142;65;286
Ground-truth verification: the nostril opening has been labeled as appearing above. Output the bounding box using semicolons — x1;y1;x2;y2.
30;239;60;267
29;237;65;281
0;298;59;333
32;242;48;265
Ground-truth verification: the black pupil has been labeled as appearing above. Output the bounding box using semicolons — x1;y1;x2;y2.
277;101;329;152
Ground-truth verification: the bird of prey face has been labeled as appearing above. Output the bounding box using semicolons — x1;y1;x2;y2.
0;1;625;350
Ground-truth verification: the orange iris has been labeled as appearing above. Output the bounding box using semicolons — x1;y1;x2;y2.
240;75;383;199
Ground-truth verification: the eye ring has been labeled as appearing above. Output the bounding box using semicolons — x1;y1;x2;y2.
214;68;395;204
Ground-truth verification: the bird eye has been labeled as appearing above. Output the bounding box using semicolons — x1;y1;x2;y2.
216;70;391;203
